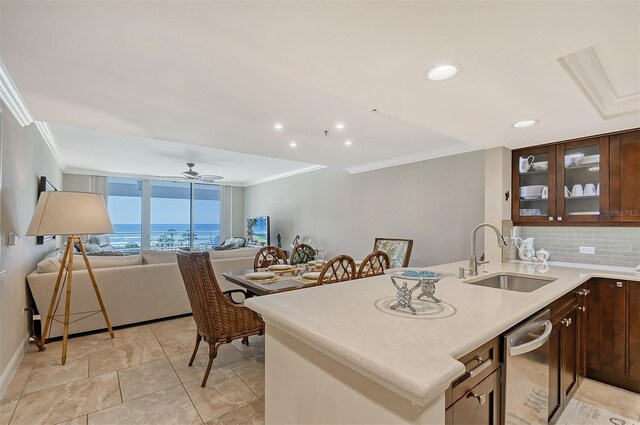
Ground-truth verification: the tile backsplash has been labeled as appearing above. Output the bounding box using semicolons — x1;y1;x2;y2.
511;226;640;268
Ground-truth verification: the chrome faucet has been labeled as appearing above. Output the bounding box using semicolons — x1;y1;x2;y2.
469;223;507;276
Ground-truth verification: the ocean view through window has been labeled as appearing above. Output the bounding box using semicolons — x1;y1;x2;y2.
107;177;221;252
108;178;142;253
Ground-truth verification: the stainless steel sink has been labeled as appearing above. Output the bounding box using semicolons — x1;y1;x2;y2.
464;273;557;293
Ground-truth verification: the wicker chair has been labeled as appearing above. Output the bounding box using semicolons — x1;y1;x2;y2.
357;251;390;278
177;249;264;387
253;246;288;270
290;243;316;265
318;255;356;284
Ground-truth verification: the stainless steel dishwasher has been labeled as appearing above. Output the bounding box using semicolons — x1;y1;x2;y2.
503;309;553;425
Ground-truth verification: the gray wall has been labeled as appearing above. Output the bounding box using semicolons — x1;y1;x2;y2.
0;105;63;384
515;226;640;268
244;151;485;266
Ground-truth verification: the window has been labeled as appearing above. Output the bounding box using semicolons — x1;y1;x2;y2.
193;183;221;249
107;178;142;253
151;180;191;249
106;177;221;251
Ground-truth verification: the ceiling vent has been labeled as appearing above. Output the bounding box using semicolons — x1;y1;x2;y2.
558;47;640;119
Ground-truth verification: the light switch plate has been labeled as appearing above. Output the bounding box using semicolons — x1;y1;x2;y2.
579;246;596;254
7;232;18;247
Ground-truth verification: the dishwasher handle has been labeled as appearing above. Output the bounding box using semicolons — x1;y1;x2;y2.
508;320;553;356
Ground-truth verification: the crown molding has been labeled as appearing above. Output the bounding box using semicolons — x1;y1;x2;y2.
0;61;33;127
243;164;327;187
558;47;640;120
34;121;66;169
0;60;66;170
346;143;481;174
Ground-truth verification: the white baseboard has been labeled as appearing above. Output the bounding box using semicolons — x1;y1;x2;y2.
0;333;29;399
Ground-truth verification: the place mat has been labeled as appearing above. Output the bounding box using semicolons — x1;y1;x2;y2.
239;271;317;285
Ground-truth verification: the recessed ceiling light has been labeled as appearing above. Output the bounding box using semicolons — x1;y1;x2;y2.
425;64;460;81
289;141;297;147
335;123;345;129
274;123;283;130
344;140;352;146
513;119;539;128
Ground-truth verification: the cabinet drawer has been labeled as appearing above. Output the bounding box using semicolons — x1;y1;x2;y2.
446;337;501;407
446;368;501;425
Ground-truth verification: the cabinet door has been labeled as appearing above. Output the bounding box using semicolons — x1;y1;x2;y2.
577;284;589;379
629;282;640;380
512;145;557;223
610;130;640;222
561;307;579;401
556;137;609;223
585;279;626;378
446;369;500;425
548;322;562;423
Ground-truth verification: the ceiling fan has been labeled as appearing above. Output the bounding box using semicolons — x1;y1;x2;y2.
156;163;223;184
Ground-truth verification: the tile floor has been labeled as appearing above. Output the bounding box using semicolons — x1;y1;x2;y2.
1;315;638;425
0;316;264;425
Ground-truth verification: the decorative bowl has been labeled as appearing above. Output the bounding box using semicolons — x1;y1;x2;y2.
385;268;448;282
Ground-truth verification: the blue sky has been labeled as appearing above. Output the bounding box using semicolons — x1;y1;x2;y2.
108;196;220;224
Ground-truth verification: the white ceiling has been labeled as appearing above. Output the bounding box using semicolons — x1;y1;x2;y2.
50;124;323;186
1;1;639;180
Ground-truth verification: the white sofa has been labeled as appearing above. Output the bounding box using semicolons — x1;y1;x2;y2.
26;247;259;337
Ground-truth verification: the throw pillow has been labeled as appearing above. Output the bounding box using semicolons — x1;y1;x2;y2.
88;235;112;247
83;244;103;253
37;258;61;273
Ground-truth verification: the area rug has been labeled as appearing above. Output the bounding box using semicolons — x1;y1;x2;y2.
558;399;639;425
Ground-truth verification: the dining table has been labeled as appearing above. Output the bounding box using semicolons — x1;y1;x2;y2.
223;264;324;296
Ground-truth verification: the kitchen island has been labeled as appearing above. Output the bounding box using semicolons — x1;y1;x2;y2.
244;260;640;424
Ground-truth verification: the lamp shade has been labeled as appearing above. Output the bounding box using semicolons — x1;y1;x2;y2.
27;191;114;236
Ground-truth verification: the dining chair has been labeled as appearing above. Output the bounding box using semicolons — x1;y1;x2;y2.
318;255;356;284
290;243;316;265
357;250;390;278
254;245;288;269
373;238;413;268
176;249;264;387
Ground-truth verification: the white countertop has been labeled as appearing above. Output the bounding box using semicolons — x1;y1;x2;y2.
245;260;640;407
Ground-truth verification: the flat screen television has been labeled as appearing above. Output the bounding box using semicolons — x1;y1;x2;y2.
247;216;270;246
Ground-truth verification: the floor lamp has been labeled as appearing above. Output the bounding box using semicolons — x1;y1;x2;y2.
27;191;115;364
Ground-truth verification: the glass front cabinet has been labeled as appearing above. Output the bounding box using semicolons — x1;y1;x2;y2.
512;134;622;225
512;145;557;223
556;137;609;223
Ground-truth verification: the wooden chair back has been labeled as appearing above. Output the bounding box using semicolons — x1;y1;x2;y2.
318;255;356;284
373;238;413;268
357;251;390;278
254;246;288;269
290;243;316;265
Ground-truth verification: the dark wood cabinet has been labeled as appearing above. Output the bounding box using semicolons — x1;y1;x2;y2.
610;130;640;222
561;306;579;400
445;338;501;425
548;321;562;422
555;137;609;223
512;145;557;223
629;282;640;381
585;278;640;393
512;128;639;225
547;286;584;424
446;369;500;425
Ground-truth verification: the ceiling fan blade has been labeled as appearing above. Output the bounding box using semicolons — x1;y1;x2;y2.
199;175;224;181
